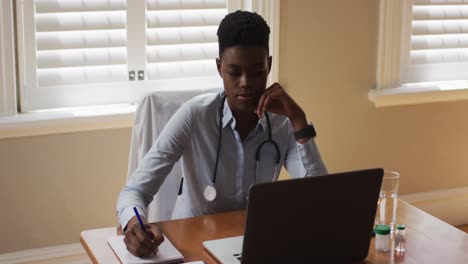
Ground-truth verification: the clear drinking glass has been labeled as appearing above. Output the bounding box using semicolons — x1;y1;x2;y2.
375;171;399;232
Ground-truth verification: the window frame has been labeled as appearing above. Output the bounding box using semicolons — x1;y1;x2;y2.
0;0;281;139
369;0;468;107
17;0;225;111
0;0;17;117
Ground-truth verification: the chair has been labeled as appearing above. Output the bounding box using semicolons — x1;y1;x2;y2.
127;88;221;222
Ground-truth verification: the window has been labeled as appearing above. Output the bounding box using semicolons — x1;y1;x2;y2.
0;0;280;138
17;0;227;111
370;0;468;107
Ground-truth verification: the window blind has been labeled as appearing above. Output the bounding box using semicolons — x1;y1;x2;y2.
18;0;250;111
402;0;468;83
145;0;227;80
34;0;127;87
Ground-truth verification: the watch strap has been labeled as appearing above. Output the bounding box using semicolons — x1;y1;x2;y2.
293;123;317;140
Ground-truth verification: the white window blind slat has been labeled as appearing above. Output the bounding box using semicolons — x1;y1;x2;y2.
147;60;218;80
36;30;126;50
37;65;127;87
411;48;468;63
35;0;126;13
403;62;468;82
413;5;468;20
147;43;217;63
412;20;468;35
146;27;218;46
147;0;226;10
147;9;227;28
37;47;126;68
411;34;468;50
36;11;125;32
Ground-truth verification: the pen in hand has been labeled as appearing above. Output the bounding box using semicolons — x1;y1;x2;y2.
133;206;157;256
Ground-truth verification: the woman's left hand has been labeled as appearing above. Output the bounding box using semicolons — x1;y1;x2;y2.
256;83;308;131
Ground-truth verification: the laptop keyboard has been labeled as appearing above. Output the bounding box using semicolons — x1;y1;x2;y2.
233;253;242;261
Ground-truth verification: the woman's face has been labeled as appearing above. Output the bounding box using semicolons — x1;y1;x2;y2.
216;46;272;115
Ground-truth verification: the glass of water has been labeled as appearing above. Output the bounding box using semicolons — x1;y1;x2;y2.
375;171;400;232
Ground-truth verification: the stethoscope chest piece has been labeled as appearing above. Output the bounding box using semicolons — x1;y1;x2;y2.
204;185;217;201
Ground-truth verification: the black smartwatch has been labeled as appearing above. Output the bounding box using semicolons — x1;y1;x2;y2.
293;123;317;140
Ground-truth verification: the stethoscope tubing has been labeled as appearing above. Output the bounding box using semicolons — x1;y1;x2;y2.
205;93;281;202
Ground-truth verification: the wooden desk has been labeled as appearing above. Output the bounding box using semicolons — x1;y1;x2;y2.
80;200;468;264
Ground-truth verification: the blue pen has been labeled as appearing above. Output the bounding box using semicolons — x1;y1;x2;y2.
133;207;157;255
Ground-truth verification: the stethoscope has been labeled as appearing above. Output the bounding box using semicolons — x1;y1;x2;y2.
203;93;281;202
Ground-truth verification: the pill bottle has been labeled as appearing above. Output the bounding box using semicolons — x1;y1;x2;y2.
374;224;391;252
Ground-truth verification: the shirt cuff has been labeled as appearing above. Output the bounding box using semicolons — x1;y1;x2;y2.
296;138;327;176
119;205;147;231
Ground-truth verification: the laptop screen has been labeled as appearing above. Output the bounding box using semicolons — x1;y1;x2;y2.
241;168;383;263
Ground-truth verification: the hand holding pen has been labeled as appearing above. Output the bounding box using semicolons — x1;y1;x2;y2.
123;207;164;257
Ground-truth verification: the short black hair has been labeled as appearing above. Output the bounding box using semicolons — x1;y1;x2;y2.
217;10;270;57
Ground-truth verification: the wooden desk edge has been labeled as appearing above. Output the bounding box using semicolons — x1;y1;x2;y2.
80;232;99;264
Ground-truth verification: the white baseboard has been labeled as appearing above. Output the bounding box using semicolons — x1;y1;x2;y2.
400;186;468;226
0;242;89;264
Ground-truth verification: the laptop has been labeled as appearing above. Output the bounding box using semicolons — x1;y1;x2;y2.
203;168;384;263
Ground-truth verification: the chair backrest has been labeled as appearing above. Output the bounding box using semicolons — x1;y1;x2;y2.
127;88;221;222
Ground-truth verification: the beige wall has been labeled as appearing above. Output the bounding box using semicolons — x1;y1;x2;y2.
1;0;468;254
0;128;131;253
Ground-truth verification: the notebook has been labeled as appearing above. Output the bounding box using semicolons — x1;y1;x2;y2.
203;168;384;264
108;235;184;264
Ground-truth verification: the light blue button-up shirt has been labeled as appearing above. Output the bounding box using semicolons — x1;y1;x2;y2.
117;92;327;227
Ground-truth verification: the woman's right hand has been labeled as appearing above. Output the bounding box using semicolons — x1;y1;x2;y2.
123;216;165;257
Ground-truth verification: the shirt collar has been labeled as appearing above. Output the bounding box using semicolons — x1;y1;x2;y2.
222;99;234;128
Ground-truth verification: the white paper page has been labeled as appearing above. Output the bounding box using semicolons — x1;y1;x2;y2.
107;235;184;264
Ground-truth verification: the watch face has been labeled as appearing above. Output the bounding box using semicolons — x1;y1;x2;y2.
204;185;217;201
